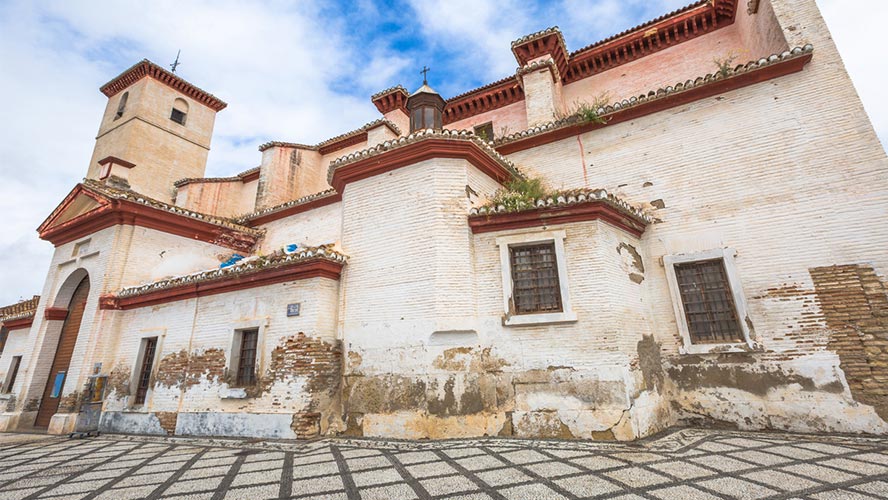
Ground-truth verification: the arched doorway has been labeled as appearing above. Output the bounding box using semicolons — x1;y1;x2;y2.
34;276;90;428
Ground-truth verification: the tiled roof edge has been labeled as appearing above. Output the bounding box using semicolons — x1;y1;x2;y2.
114;246;348;299
82;179;264;237
494;46;814;147
469;188;653;225
327;128;523;185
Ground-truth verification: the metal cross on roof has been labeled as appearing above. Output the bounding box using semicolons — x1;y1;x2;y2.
170;50;182;73
421;66;430;85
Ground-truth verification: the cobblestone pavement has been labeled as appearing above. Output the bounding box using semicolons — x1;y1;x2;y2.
0;428;886;500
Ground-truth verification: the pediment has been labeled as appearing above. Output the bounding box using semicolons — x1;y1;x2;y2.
37;185;110;234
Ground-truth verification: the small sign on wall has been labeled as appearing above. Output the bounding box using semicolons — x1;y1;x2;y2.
287;303;301;317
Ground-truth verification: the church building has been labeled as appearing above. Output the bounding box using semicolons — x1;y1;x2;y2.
1;0;888;440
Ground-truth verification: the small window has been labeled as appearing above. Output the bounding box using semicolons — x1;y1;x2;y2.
674;259;743;344
134;337;158;405
510;242;563;314
235;329;259;386
473;122;494;141
114;92;129;120
496;230;577;326
664;248;754;354
3;356;21;394
170;98;188;125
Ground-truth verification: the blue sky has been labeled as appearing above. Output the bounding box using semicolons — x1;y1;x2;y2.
0;0;885;305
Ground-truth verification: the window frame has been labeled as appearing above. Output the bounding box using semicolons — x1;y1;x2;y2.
227;323;266;392
133;336;158;406
663;248;756;354
496;230;577;326
2;356;22;394
169;108;187;125
234;328;259;387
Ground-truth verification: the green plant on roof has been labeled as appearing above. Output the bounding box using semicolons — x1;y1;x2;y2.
713;51;739;78
488;176;549;212
565;93;611;125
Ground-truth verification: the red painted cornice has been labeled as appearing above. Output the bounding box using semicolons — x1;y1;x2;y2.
39;185;260;252
328;138;515;193
469;201;647;237
248;193;342;226
2;317;33;331
441;1;738;125
100;60;227;111
565;0;737;83
496;51;811;155
97;156;136;169
100;258;343;310
44;307;69;321
443;77;523;125
318;132;368;156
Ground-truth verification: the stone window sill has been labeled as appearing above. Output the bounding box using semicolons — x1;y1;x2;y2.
680;341;761;355
503;311;578;327
219;386;249;399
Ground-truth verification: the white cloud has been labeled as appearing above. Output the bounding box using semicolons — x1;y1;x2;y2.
404;0;536;85
0;0;397;305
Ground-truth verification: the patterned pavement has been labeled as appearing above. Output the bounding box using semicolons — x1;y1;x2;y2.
0;428;886;499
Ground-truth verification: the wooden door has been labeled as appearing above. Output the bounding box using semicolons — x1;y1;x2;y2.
34;277;90;428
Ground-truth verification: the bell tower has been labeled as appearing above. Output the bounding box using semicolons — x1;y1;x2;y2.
87;60;227;202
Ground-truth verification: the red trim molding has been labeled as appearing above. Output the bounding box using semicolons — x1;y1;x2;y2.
249;193;342;226
100;259;344;310
44;307;69;321
39;186;260;252
98;156;136;169
2;317;33;331
444;78;523;125
441;1;738;125
329;139;514;193
318;132;368;156
565;1;737;83
497;52;811;155
239;170;260;183
469;201;647;237
100;60;227;111
372;87;408;114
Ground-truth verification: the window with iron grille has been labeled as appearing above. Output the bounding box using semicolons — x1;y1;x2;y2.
236;329;259;386
134;337;157;405
509;242;563;315
674;259;744;344
3;356;21;394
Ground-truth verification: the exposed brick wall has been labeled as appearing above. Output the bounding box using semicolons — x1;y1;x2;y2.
155;411;178;435
269;333;341;438
811;265;888;420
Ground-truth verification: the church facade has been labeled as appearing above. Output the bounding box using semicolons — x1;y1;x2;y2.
1;0;888;440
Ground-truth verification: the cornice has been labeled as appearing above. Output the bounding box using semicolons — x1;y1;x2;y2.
100;248;347;310
495;46;813;154
100;59;227;111
327;129;520;192
469;189;651;236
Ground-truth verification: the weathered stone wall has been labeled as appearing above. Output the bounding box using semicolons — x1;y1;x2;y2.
257;202;341;254
100;276;341;439
502;0;888;433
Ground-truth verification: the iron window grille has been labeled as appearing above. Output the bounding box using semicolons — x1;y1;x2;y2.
674;258;744;344
509;242;563;315
236;329;259;386
134;337;157;405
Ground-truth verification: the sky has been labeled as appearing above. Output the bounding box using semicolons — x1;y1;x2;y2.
0;0;885;306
